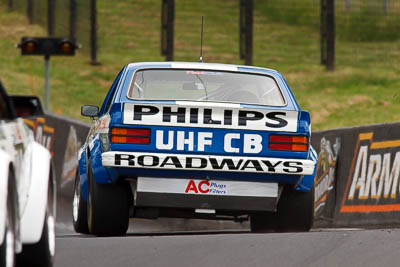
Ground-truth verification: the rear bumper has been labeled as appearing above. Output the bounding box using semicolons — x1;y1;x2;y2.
135;177;279;212
136;192;278;211
102;151;316;176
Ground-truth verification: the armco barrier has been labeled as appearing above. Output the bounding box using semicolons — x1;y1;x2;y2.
312;122;400;228
26;112;89;197
26;112;400;231
25;112;90;231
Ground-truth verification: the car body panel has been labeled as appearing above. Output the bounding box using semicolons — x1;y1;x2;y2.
0;81;54;252
0;150;12;244
19;142;51;243
78;146;90;201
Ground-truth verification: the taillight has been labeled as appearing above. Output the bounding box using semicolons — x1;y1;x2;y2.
111;128;150;144
269;135;308;152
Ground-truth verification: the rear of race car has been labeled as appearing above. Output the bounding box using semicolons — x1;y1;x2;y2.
102;102;316;207
85;63;318;235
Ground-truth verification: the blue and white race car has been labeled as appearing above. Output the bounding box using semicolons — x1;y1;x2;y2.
73;62;317;235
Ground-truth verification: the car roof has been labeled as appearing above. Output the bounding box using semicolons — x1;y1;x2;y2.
125;62;280;76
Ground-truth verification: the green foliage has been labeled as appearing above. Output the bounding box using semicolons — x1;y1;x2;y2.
255;0;320;27
337;6;400;41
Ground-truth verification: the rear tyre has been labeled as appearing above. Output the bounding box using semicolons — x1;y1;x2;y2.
72;171;89;234
87;162;130;236
276;184;314;232
250;184;314;233
17;176;55;267
0;174;17;267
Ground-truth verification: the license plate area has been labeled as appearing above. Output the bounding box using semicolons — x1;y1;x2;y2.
135;177;279;211
137;177;278;197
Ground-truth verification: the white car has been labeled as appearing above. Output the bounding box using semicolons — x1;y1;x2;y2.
0;81;56;267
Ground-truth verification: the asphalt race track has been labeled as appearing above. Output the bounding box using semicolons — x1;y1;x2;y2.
55;226;400;267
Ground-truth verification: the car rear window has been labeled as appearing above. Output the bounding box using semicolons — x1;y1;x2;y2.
127;69;286;106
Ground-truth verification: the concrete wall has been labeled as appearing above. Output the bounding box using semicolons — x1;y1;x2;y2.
313;123;400;227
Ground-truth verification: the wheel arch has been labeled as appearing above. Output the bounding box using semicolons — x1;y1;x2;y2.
295;145;318;192
88;135;113;185
78;145;89;201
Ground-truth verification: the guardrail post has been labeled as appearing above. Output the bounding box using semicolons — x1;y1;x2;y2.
70;0;77;39
320;0;335;71
345;0;350;11
320;0;327;65
161;0;174;61
90;0;99;64
48;0;55;36
44;55;51;110
239;0;253;66
383;0;388;15
27;0;34;24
